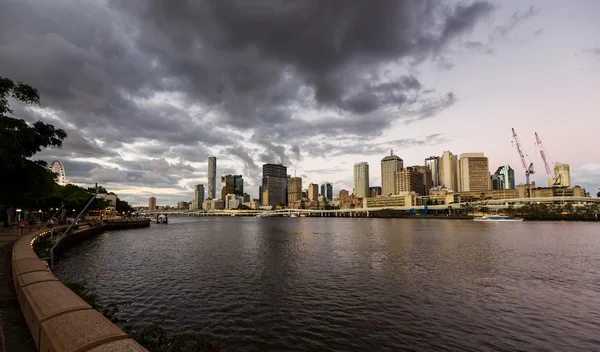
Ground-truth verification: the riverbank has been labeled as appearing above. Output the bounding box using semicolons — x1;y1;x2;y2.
2;219;150;352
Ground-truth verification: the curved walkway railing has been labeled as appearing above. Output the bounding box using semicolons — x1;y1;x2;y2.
11;225;148;351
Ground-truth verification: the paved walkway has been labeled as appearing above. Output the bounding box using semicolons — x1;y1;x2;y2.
0;228;37;352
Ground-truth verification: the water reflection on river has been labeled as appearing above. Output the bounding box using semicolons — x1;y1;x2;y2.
53;217;600;351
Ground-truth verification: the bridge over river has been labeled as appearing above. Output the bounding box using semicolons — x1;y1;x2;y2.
141;197;600;217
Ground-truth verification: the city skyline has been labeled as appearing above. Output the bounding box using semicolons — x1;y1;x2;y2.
2;1;599;205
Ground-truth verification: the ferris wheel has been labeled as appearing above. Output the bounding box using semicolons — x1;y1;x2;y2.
49;160;67;185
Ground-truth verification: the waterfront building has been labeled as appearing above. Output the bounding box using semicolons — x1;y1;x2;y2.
354;162;370;198
381;150;403;196
440;151;458;191
321;182;333;201
425;156;441;187
490;174;505;190
221;175;235;201
149;196;156;211
369;186;382;198
495;165;515;189
258;186;263;205
193;184;205;209
395;167;424;195
262;164;287;207
225;194;243;210
549;162;571;187
308;183;319;201
243;200;261;210
414;165;432;195
208;156;216;199
202;199;224;210
243;193;251;203
177;201;189;210
339;189;349;200
364;193;419;208
288;177;303;204
458;153;490;192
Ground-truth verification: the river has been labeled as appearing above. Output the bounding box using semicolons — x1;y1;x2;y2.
53;217;600;351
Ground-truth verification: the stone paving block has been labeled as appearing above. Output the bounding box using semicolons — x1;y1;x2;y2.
87;339;148;352
11;249;39;263
22;281;92;348
13;258;47;277
40;309;127;352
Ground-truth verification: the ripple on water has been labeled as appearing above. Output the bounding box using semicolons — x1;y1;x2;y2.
53;217;600;352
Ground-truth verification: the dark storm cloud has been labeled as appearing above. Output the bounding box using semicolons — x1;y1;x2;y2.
0;0;498;203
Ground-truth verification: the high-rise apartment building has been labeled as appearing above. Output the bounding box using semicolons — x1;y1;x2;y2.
208;157;216;199
262;164;287;207
425;156;441;187
193;184;205;209
414;165;433;195
288;177;303;204
149;196;156;210
381;150;403;196
395;167;424;195
308;183;319;201
320;183;333;201
458;153;490;192
495;165;515;189
354;162;369;198
440;151;458;191
550;162;571;187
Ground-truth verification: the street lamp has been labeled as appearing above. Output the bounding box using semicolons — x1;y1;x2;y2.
16;208;22;221
39;209;43;222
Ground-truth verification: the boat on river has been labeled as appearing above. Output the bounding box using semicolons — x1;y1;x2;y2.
474;215;523;222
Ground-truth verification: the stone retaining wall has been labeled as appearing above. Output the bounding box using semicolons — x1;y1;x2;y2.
11;220;150;351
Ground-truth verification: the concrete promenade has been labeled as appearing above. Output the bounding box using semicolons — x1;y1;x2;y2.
1;220;150;352
0;227;37;352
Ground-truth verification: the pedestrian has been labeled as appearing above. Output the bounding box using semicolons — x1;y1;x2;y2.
18;219;25;236
28;218;34;232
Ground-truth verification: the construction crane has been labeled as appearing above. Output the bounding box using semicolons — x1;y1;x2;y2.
534;132;560;186
512;128;534;197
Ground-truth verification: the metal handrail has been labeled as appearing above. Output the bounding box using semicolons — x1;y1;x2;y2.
49;184;98;269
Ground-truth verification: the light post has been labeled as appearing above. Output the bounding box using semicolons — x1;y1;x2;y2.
39;209;43;222
16;208;22;221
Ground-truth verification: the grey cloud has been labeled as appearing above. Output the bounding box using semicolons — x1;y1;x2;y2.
495;5;540;37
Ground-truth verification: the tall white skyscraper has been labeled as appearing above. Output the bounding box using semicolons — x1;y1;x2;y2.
354;162;369;198
425;156;441;187
208;156;216;199
440;151;458;191
381;150;403;196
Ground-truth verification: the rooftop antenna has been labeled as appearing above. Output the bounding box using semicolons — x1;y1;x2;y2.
391;149;394;156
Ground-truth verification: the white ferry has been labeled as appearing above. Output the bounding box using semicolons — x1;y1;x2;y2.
474;215;524;222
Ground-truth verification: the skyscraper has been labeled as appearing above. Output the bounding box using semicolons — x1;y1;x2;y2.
458;153;490;192
208;156;216;199
414;165;433;195
233;175;244;196
495;165;515;189
381;150;403;196
490;174;505;190
288;177;303;204
321;182;333;201
425;156;441;187
193;184;205;209
354;162;369;198
308;183;319;201
221;175;235;201
262;164;287;206
148;196;156;210
440;151;458;191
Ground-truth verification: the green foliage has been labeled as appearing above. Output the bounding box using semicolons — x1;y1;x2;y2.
1;77;67;224
117;197;135;213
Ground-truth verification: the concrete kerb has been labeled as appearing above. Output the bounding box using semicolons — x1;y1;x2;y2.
11;221;149;351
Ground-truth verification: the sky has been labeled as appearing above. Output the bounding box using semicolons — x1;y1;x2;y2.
1;0;599;205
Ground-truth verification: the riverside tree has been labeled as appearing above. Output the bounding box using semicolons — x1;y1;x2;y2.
0;77;67;225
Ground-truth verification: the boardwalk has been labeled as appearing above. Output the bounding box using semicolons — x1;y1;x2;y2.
0;228;37;352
